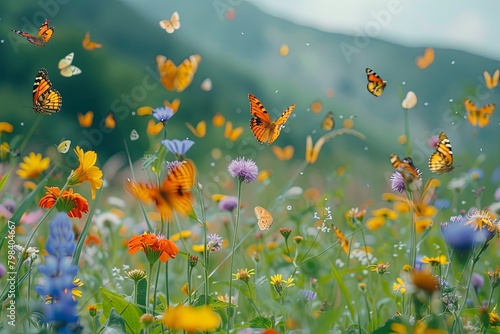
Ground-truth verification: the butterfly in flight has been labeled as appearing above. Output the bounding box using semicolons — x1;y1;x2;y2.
428;132;454;174
57;139;71;154
159;11;180;34
254;206;273;230
33;68;62;115
11;18;54;46
58;52;81;77
389;154;422;189
156;54;201;92
104;112;116;129
82;32;103;51
321;111;335;131
126;160;197;220
365;68;386;97
248;94;295;144
463;98;496;128
484;69;499;89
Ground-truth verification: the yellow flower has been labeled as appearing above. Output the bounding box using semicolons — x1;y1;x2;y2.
162;305;220;332
270;274;294;296
393;277;406;294
232;268;255;282
16;152;50;179
0;142;10;159
68;146;103;199
490;305;500;326
170;230;192;242
192;244;205;253
0;122;14;134
366;208;398;230
421;255;449;266
465;209;496;231
270;274;282;286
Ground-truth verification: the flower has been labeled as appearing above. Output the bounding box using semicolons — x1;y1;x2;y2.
393;277;406;294
162;139;195;156
370;262;390;274
421;255;449;266
490;306;500;327
207;234;224;252
16;152;50;179
486;266;500;289
152;106;175;123
68;146;103;199
0;122;14;134
218;196;238;212
441;215;495;254
299;289;317;302
270;274;295;296
0;264;6;278
227;157;258;183
170;230;192;242
465;208;498;232
471;273;484;292
345;207;366;225
232;268;255;283
468;167;484;181
125;269;146;282
390;171;406;193
162;305;220;332
128;232;179;263
366;208;398;230
39;187;89;218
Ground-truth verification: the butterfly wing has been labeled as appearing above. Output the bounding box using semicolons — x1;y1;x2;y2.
366;68;386;97
224;121;243;141
321;111;335;130
254;206;273;230
171;11;180;29
58;53;81;77
159;20;175;34
249;94;273;144
268;103;295;144
78;111;94;127
428;132;454;174
105;112;116;129
82;32;103;50
464;98;479;126
272;145;294;161
33;68;62;115
57;140;71;153
156;55;178;91
159;160;197;218
37;19;54;44
185;121;206;137
477;104;496;128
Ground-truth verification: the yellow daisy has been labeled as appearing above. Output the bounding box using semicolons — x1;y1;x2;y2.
16;152;50;179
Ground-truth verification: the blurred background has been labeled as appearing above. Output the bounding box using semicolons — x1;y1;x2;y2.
1;0;499;207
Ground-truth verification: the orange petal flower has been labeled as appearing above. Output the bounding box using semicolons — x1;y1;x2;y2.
68;146;103;199
39;186;89;218
128;232;178;263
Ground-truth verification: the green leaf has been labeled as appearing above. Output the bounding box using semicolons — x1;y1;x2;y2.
0;165;14;191
100;308;128;334
329;261;355;319
100;287;143;334
248;316;273;329
192;294;230;310
136;278;147;314
152;145;167;174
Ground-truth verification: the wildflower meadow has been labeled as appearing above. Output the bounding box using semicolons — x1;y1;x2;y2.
1;1;500;333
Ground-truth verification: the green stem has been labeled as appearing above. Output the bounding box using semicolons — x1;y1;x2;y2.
407;190;416;269
147;263;153;314
19;115;43;153
403;108;412;156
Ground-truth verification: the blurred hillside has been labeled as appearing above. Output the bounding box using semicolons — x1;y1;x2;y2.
1;0;499;205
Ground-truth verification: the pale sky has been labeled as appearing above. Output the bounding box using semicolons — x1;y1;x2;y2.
247;0;500;61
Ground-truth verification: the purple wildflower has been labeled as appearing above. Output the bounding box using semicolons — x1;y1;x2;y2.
300;289;317;302
495;187;500;201
471;273;484;292
207;234;223;252
162;139;195;156
152;106;174;123
0;263;6;278
390;171;405;193
219;196;238;212
227;157;258;183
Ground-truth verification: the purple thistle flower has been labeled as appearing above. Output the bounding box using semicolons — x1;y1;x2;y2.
228;157;258;183
390;171;405;193
152;106;174;123
162;139;195;156
219;196;238;212
207;234;223;252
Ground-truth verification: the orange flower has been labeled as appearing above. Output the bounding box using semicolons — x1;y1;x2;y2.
39;187;89;218
128;232;179;263
68;146;103;199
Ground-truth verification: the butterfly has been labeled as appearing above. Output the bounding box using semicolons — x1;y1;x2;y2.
224;121;243;141
146;120;164;135
248;94;295;144
332;225;349;254
11;18;54;46
104;112;116;129
57;139;71;153
254;206;273;230
159;11;180;34
185;121;206;137
321;111;335;131
126;160;196;219
416;48;435;69
58;52;81;77
200;78;212;92
484;69;499;89
82;32;103;50
463;98;496;128
33;68;62;115
156;54;202;92
428;132;454;174
389;154;422;189
271;145;294;160
78;111;94;127
212;113;225;127
365;68;386;97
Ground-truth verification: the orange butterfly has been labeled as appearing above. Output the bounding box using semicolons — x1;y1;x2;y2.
11;18;54;46
416;48;435;69
321;111;335;131
77;111;94;127
272;145;294;160
156;54;202;92
126;160;196;219
249;94;295;144
33;68;62;115
104;112;116;129
464;98;496;128
332;225;349;254
185;121;206;137
428;132;454;174
254;206;273;230
212;113;225;127
389;154;422;189
224;121;243;141
365;68;386;97
82;32;103;50
146;120;164;135
484;69;499;89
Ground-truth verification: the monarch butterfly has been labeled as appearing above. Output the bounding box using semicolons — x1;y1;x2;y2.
82;32;102;50
104;112;116;129
57;139;71;153
249;94;295;144
271;145;294;161
159;11;180;34
389;154;422;189
484;69;499;89
365;68;386;97
33;68;62;115
126;160;196;220
11;18;54;46
428;132;454;174
58;52;81;77
321;111;335;131
185;120;206;137
254;206;273;230
464;98;496;128
156;54;201;92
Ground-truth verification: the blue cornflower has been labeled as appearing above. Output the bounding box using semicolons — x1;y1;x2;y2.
441;213;495;255
152;106;175;123
207;234;224;252
227;157;258;183
162;139;195;156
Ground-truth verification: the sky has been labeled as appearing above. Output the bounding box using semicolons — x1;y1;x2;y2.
247;0;500;61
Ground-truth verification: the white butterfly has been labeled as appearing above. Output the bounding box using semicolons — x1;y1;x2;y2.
58;52;81;77
254;206;273;231
159;12;180;34
201;78;212;92
57;139;71;153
